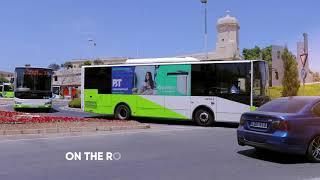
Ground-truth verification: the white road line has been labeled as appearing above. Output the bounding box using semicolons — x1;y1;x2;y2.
0;127;204;144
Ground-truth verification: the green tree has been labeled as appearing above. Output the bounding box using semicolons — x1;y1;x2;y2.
242;45;272;63
261;46;273;85
63;62;73;69
48;63;60;71
93;59;104;65
83;60;92;66
243;45;273;85
261;46;272;64
0;76;9;83
281;48;300;97
242;46;261;60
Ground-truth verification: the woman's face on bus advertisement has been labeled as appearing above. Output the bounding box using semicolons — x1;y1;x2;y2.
145;73;150;80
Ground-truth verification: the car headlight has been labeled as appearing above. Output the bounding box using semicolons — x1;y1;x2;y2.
239;115;246;126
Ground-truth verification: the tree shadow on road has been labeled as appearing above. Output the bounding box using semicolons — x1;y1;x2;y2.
135;118;239;128
88;116;239;128
237;148;309;164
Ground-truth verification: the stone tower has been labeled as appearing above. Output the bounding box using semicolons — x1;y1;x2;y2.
216;11;240;59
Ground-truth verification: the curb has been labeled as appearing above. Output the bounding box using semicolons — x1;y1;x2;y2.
0;124;151;136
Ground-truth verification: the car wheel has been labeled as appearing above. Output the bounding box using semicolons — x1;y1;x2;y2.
115;104;131;120
194;108;214;127
307;136;320;163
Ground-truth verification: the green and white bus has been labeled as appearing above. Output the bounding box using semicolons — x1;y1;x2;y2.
81;57;269;126
13;67;53;109
0;83;14;98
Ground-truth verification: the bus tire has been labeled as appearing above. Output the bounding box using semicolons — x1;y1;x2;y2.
114;104;131;120
193;107;215;127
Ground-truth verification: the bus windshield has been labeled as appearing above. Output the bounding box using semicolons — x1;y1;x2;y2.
15;68;52;92
253;61;269;106
4;85;13;91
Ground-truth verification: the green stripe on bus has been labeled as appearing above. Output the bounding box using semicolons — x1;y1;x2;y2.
84;89;188;119
4;91;14;98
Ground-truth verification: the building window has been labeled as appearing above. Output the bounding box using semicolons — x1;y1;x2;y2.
277;51;281;59
54;76;58;81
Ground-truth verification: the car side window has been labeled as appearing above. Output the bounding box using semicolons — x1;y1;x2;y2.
312;103;320;117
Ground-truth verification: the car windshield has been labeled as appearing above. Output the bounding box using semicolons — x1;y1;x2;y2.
257;98;311;113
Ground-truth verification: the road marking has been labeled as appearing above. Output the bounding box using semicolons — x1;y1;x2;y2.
0;126;207;144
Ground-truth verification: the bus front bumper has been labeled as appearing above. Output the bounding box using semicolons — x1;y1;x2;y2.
14;98;52;109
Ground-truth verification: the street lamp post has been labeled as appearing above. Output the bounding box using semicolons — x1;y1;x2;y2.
200;0;208;60
88;39;97;62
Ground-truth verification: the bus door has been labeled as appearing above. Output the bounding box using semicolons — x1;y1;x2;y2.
158;65;191;119
215;63;251;122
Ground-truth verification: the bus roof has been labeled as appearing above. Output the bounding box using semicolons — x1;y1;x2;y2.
126;57;200;64
82;58;266;69
14;67;52;71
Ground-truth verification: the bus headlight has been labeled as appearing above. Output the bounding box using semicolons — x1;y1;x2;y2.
44;102;52;105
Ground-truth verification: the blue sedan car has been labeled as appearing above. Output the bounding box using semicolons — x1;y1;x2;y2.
237;96;320;162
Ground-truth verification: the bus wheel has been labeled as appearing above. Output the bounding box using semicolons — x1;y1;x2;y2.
115;104;131;120
193;108;214;127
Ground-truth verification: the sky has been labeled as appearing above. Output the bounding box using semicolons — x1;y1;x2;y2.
0;0;319;72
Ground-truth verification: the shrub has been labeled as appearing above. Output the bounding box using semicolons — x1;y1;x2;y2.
281;48;300;97
68;98;81;108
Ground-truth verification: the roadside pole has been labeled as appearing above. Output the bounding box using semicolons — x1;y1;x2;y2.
300;33;308;96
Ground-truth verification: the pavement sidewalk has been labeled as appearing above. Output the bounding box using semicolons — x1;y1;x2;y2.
0;122;150;136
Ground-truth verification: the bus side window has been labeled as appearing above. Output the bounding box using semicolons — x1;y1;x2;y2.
191;64;217;96
191;63;251;105
85;67;111;94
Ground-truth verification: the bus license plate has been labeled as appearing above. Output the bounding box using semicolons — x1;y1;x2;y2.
250;121;268;129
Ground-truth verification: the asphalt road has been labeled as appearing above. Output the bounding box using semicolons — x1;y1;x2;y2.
0;125;320;180
1;99;320;180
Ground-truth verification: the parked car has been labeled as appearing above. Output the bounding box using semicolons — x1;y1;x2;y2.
237;96;320;162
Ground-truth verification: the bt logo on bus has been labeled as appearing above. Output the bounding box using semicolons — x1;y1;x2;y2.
113;79;122;87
